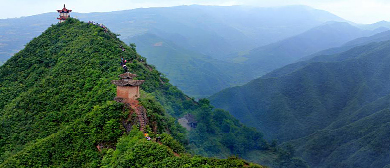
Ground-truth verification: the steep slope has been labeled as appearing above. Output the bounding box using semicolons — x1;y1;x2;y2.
210;39;390;167
0;18;180;166
0;18;303;167
127;33;256;97
232;22;387;78
100;128;265;168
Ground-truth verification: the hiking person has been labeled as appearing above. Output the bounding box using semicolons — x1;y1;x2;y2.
120;57;124;65
156;136;161;143
123;64;128;72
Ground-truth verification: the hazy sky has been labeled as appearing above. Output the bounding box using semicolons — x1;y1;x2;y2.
0;0;389;24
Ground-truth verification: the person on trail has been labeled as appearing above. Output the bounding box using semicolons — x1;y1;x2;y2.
120;57;124;66
156;136;161;143
144;133;151;141
123;64;128;72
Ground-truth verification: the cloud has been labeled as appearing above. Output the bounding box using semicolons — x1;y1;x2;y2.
305;0;390;23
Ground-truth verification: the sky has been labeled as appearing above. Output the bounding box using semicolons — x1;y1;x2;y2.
0;0;389;24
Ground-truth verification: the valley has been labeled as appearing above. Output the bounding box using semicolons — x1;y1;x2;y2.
1;3;390;167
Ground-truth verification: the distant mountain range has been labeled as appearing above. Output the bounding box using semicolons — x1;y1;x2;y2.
74;5;348;60
209;31;390;167
0;5;346;61
1;5;389;98
300;29;390;61
127;33;261;97
230;22;388;77
126;20;388;97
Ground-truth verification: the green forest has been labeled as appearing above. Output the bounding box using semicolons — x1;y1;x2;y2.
2;4;390;168
210;38;390;167
0;18;306;167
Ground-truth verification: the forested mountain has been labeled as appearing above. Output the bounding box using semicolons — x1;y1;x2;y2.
230;22;388;78
0;18;308;167
127;21;387;97
210;38;390;167
127;33;259;97
343;29;390;47
299;29;390;62
127;21;389;98
0;5;352;98
259;29;390;79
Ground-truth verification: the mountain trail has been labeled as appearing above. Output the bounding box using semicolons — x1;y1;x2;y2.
126;99;148;132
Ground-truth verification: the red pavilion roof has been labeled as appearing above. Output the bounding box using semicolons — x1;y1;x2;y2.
57;16;67;20
57;4;72;13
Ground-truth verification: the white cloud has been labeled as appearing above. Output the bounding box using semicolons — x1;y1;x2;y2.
305;0;390;23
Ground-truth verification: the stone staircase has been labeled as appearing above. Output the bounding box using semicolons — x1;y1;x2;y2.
126;99;148;132
135;105;148;132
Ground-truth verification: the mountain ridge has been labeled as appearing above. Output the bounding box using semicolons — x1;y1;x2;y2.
210;38;390;167
0;18;306;167
230;21;388;79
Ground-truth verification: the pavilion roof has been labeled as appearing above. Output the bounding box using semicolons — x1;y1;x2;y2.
57;4;72;13
111;80;145;86
119;72;137;79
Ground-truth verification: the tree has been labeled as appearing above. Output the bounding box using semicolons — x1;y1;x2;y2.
130;43;137;53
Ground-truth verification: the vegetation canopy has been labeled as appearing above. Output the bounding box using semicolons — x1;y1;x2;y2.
0;18;305;167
